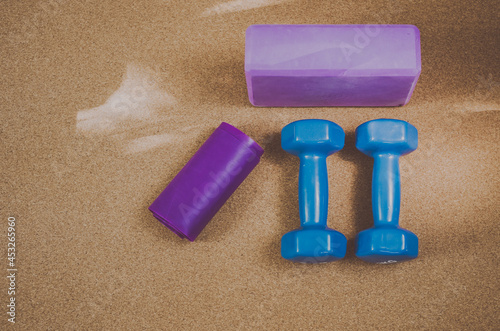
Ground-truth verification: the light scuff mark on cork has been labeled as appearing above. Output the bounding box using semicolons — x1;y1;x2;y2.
76;63;176;135
201;0;290;17
124;133;175;154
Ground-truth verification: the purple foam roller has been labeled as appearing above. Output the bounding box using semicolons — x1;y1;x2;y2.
149;123;263;241
245;24;421;107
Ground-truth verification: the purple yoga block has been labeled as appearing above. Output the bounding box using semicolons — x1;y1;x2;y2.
149;123;264;241
245;24;421;107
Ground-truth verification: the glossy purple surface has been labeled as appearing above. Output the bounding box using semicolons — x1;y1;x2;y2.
149;123;263;241
245;24;421;107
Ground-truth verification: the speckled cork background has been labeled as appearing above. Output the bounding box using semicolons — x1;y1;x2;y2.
1;0;499;330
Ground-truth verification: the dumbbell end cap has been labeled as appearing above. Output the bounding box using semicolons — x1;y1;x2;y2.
356;119;417;156
282;119;345;156
281;228;347;263
355;227;418;264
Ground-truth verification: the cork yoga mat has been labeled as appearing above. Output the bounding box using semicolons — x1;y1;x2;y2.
1;0;499;329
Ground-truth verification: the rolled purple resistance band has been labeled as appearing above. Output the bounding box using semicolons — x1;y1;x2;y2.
149;122;264;241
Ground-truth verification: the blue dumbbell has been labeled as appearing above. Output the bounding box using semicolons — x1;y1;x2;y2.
355;119;419;264
281;120;347;263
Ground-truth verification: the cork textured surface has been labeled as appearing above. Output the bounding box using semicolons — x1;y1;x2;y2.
1;0;499;329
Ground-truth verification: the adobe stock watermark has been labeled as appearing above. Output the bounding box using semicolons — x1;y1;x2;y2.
6;217;17;324
178;152;256;221
341;25;386;64
299;238;343;264
8;0;83;45
462;73;500;112
75;63;173;134
109;64;169;118
341;1;414;63
401;73;499;178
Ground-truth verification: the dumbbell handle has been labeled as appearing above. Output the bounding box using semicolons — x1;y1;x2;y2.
299;153;328;228
372;153;400;227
